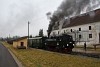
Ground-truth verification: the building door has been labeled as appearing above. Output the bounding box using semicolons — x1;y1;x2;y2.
21;42;24;46
99;33;100;43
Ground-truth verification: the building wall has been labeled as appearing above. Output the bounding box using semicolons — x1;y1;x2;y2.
50;22;100;46
13;42;18;48
13;38;28;49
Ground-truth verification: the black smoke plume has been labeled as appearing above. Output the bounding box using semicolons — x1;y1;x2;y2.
48;0;100;37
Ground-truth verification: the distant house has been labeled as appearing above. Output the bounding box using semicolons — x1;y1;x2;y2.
13;36;28;49
50;8;100;46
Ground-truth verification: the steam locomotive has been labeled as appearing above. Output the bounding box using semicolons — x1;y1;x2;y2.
29;34;75;53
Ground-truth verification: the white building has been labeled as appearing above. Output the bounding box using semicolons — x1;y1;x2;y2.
50;9;100;46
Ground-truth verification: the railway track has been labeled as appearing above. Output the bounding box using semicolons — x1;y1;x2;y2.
71;51;100;58
44;49;100;58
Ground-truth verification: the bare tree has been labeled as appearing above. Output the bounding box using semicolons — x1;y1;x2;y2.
39;29;44;37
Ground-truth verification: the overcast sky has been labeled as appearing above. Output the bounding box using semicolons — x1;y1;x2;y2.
0;0;63;37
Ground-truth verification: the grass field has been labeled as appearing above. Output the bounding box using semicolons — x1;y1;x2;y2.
1;41;100;67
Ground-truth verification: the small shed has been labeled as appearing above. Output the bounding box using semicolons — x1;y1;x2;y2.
13;36;28;49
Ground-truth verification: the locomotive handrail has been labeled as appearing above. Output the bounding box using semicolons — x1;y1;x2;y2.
45;39;56;41
29;37;42;40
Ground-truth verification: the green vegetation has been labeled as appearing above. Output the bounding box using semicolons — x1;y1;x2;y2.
2;41;100;67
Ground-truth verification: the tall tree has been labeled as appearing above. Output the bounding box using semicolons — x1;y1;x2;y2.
39;29;44;37
30;35;32;38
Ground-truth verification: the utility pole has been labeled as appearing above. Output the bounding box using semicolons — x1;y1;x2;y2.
28;21;30;48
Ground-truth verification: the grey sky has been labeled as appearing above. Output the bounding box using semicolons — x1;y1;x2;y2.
0;0;63;37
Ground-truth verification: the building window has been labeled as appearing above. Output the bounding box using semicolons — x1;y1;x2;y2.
89;26;91;30
71;29;72;32
64;30;65;33
21;42;24;46
79;28;81;31
79;35;81;39
58;31;59;34
89;34;92;38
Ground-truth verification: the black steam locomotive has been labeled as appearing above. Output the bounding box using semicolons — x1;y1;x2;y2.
29;34;75;53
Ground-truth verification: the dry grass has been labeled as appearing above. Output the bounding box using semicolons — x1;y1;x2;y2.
2;41;100;67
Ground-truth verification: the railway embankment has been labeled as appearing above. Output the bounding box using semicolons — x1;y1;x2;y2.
2;41;100;67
